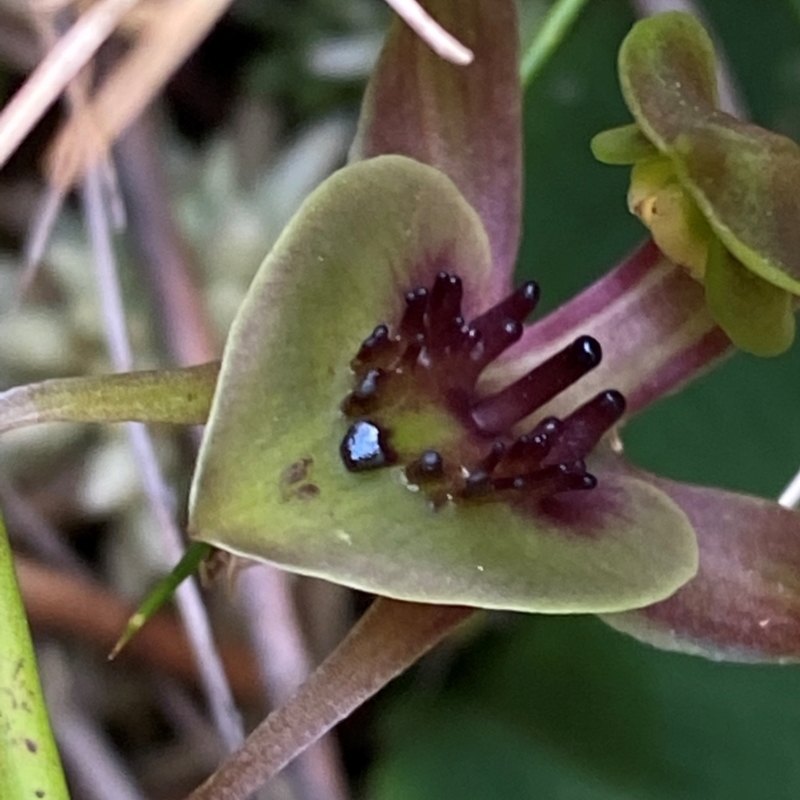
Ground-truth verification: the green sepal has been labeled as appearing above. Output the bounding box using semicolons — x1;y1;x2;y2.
590;123;658;165
618;12;717;150
704;237;795;357
189;155;699;613
0;363;219;434
673;123;800;294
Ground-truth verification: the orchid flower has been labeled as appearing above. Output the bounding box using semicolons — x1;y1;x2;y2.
592;12;800;357
183;3;800;664
5;4;800;796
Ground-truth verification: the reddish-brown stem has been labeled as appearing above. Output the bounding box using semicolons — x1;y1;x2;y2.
15;557;263;704
185;598;474;800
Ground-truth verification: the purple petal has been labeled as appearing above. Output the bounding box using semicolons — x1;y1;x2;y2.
352;0;521;302
602;463;800;662
482;241;732;425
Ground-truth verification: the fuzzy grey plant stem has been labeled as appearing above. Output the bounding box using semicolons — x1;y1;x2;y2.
115;113;351;800
81;166;244;752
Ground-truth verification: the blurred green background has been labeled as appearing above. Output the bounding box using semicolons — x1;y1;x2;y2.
367;1;800;798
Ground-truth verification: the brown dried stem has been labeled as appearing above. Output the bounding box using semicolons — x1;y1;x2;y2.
16;556;263;704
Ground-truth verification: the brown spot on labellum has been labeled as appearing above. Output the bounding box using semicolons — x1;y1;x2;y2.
297;483;320;500
281;458;313;487
340;273;625;507
280;457;321;502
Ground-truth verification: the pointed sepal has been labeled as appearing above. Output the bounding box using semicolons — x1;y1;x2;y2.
353;0;521;299
603;465;800;663
0;363;219;434
109;542;212;660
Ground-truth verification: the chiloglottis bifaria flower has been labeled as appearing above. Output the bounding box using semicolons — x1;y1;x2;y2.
592;11;800;357
4;3;800;663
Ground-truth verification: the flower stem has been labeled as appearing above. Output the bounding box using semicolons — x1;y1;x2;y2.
184;598;474;800
520;0;591;88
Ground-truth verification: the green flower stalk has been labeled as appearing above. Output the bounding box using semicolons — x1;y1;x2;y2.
592;11;800;356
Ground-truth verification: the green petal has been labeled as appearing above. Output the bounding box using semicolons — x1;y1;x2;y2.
352;0;521;298
673;120;800;294
618;12;718;151
0;363;219;434
590;123;658;165
704;237;795;356
189;156;698;613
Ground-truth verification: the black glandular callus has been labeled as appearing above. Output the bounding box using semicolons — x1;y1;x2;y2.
340;273;625;504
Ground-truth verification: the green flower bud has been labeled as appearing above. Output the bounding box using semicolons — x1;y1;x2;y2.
592;12;800;356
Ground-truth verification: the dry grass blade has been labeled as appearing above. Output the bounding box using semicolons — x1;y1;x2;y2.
16;557;263;704
81;165;244;751
383;0;473;64
48;0;235;189
0;0;140;172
